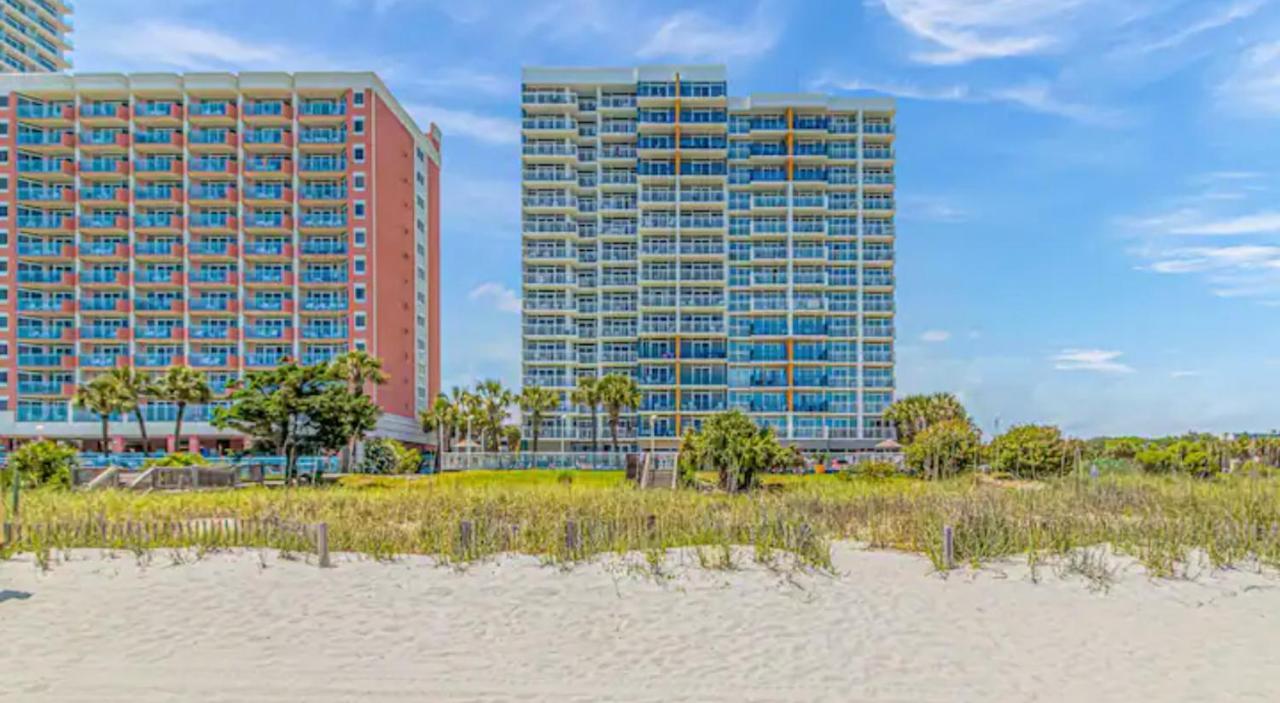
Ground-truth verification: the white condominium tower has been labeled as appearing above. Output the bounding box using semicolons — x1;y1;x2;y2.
521;65;895;451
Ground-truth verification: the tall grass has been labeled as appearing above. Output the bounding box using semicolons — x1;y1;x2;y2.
6;471;1280;576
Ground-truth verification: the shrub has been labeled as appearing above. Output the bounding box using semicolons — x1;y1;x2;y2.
991;425;1071;479
4;440;78;490
358;438;421;475
904;419;980;479
142;452;208;469
857;460;899;480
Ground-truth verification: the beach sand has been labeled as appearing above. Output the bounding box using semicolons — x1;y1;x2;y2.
2;543;1278;702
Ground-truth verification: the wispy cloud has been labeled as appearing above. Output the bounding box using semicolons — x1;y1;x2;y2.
636;2;782;61
1127;209;1280;236
897;194;970;223
405;102;519;145
1052;349;1135;374
815;75;1123;126
921;330;952;343
872;0;1095;65
468;282;521;314
415;68;514;98
1220;41;1280;116
1137;0;1263;54
1170;370;1201;378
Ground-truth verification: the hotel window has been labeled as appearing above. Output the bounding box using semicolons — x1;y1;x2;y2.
0;314;8;330
354;256;366;276
353;172;366;191
354;200;366;218
0;204;8;220
354;339;367;352
353;90;366;107
354;313;367;331
0;150;8;164
353;145;366;163
353;117;365;135
354;227;366;247
354;284;367;303
0;342;7;356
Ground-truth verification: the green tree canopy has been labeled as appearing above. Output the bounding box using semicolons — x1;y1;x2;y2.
904;419;980;479
884;393;971;445
991;424;1072;479
678;410;793;492
518;385;560;453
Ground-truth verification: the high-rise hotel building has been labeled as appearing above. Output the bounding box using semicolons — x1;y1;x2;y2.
0;72;441;451
1;0;71;73
521;65;895;451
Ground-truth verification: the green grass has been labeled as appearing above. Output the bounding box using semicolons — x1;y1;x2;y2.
6;471;1280;577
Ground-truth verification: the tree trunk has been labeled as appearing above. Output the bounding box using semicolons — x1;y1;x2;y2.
174;402;186;452
591;407;599;453
609;417;619;453
134;407;149;446
532;419;540;455
99;415;110;452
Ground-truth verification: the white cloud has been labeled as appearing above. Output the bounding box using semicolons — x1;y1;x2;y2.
468;282;522;314
897;194;969;223
815;75;1122;126
1221;41;1280;116
1129;209;1280;237
1170;370;1201;378
920;330;952;343
873;0;1094;65
405;103;519;145
1051;349;1135;373
415;68;513;98
1137;0;1263;54
637;3;782;61
76;20;284;71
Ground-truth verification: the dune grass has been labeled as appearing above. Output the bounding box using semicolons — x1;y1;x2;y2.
5;471;1280;578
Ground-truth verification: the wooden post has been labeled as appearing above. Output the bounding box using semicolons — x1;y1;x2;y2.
459;520;474;556
190;466;199;489
564;520;579;553
645;514;657;537
315;523;330;568
942;525;955;570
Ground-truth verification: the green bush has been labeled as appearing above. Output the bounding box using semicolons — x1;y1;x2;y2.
4;440;78;490
904;419;980;479
359;438;421;475
142;452;208;469
856;460;899;480
991;424;1071;479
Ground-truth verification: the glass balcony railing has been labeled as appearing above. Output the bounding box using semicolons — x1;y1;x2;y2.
189;297;232;311
81;103;124;118
191;269;233;283
135;354;175;366
301;270;346;283
246;353;288;367
301;213;346;228
245;101;286;117
17;270;69;283
80;354;118;367
245;241;287;256
246;298;286;311
191;101;232;117
17;404;69;422
18;158;69;173
190;352;229;367
300;185;346;200
300;241;347;255
189;241;232;255
17;214;69;229
18;353;67;366
302;299;347;311
17;241;68;256
301;327;347;339
300;101;346;116
246;270;286;283
245;326;286;339
299;157;346;172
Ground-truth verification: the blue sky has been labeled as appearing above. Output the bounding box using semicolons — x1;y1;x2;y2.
68;0;1280;437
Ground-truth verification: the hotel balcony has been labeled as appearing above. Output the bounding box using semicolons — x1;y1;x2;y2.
299;212;346;233
190;352;238;369
190;213;237;235
133;158;184;180
136;325;186;341
80;186;129;207
298;184;346;206
133;102;183;125
245;298;294;314
79;353;130;369
79;270;128;288
79;158;130;180
18;297;76;315
133;269;185;288
189;297;238;314
300;240;349;258
16;381;76;398
134;130;185;153
244;184;293;206
16;325;76;343
135;353;184;369
298;157;347;178
188;128;239;152
244;240;293;260
243;129;294;152
244;325;295;342
244;157;294;179
300;269;348;287
17;185;74;207
134;213;184;234
245;270;294;287
189;269;239;287
78;297;130;315
243;101;293;125
245;352;290;368
17;130;75;153
189;240;238;259
301;326;348;340
79;325;131;341
134;240;185;261
298;127;347;152
16;269;75;287
521;89;577;113
188;158;237;178
188;101;238;125
16;240;74;260
521;142;577;164
301;298;348;314
17;158;75;180
18;353;75;371
298;100;347;125
188;184;235;206
79;102;129;126
244;213;293;235
17;102;74;125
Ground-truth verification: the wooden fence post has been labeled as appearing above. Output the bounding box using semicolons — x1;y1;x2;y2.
565;520;579;553
458;520;474;556
942;525;955;571
316;523;330;568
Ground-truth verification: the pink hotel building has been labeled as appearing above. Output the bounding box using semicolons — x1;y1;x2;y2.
0;72;442;452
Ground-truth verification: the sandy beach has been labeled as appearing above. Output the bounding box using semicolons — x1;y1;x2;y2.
2;543;1278;702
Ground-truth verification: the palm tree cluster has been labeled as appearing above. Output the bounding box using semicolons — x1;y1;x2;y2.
883;392;971;444
419;380;519;456
72;365;214;451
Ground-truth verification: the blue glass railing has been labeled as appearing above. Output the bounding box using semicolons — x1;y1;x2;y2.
301;241;347;255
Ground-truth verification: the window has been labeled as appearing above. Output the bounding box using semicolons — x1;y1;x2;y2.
354;284;367;303
0;149;9;164
353;145;366;163
0;176;9;191
353;173;366;191
353;117;365;135
353;90;366;107
0;260;8;276
354;339;367;352
354;228;367;246
0;314;8;330
0;203;8;219
354;200;366;218
354;256;366;275
0;122;8;136
354;312;367;330
0;342;8;357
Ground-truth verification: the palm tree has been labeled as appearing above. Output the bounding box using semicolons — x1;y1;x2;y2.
474;379;513;451
419;393;458;470
73;375;124;451
330;351;389;469
518;385;560;453
597;373;640;452
571;375;602;453
156;365;213;451
105;366;156;447
885;392;970;444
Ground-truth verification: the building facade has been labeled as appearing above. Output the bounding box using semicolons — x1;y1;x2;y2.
1;0;71;73
0;72;441;451
521;65;895;451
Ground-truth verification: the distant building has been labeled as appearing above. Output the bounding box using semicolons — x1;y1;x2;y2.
0;71;442;452
1;0;71;73
521;65;896;451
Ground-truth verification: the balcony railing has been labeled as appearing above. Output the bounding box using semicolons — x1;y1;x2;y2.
301;241;347;255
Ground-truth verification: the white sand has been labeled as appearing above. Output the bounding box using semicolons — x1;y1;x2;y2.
2;544;1279;702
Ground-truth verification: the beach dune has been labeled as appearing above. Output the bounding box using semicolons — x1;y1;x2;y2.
2;543;1278;702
